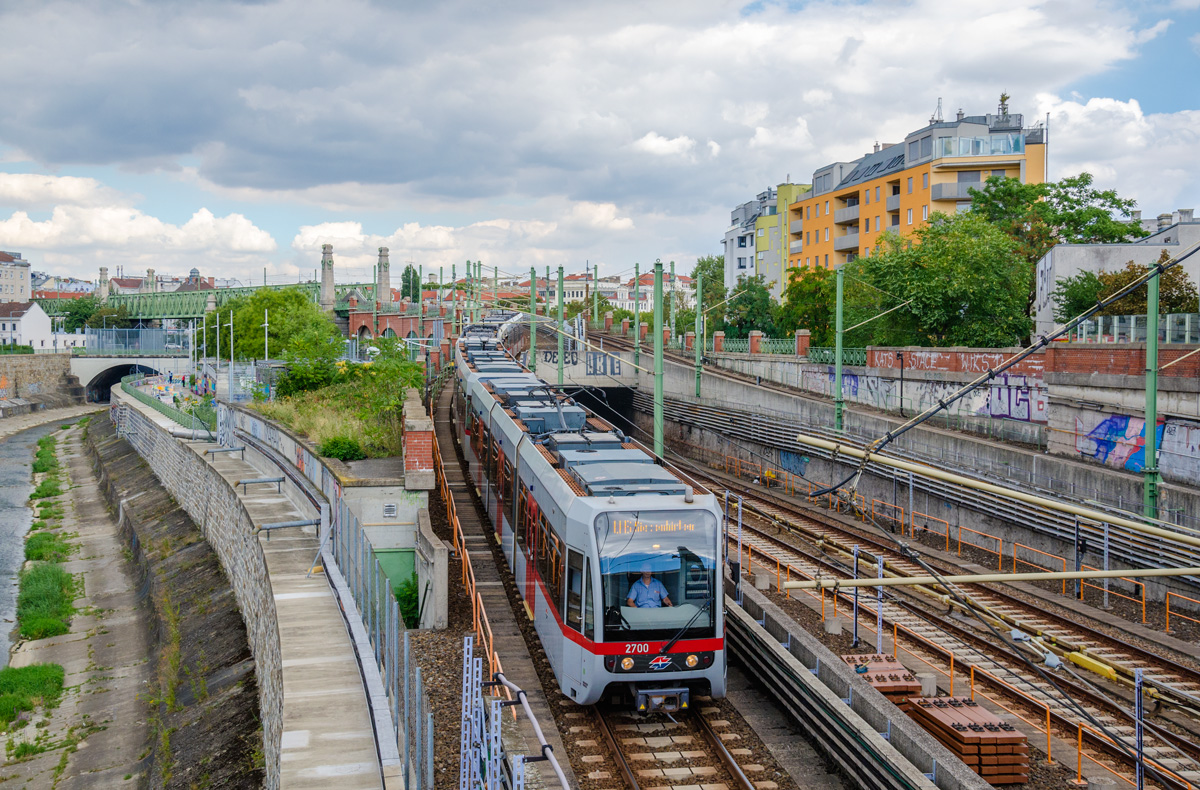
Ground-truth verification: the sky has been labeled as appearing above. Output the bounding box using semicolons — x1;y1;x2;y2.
1;0;1198;286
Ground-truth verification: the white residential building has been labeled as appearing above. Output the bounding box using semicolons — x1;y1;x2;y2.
0;302;53;349
613;273;696;313
0;252;32;303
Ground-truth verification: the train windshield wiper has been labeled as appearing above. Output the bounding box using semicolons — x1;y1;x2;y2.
658;596;713;656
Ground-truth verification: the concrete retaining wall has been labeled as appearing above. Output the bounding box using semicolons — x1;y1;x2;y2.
109;388;283;790
0;352;82;413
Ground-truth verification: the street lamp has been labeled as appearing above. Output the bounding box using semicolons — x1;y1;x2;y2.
896;351;906;417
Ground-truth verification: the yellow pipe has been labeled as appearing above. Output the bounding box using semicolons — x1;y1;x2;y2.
794;434;1200;551
783;565;1200;590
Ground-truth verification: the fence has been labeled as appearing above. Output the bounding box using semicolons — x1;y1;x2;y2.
908;511;949;551
0;344;33;355
808;346;867;365
1012;542;1068;594
759;337;796;355
331;495;435;788
1166;592;1200;633
1072;312;1200;344
85;327;191;356
722;338;749;354
120;374;215;438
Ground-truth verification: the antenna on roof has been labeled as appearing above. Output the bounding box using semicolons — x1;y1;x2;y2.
930;97;943;124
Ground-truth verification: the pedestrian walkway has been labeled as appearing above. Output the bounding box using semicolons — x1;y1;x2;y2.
433;384;576;790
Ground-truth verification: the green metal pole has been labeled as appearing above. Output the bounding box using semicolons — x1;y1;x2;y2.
1145;272;1160;518
418;264;423;325
592;262;599;324
478;262;484;319
653;260;664;457
835;265;845;432
695;271;703;397
465;260;472;324
493;265;498;312
451;263;457;336
633;262;640;368
557;265;564;387
669;260;676;341
529;267;537;373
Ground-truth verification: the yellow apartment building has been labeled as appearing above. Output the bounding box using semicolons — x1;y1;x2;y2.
787;105;1046;271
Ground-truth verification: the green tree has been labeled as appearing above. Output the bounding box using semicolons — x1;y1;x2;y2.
85;305;133;329
774;264;835;345
60;295;100;333
970;172;1146;312
200;287;341;361
1097;252;1200;316
723;275;777;339
690;254;725;314
1050;271;1104;323
857;213;1030;347
399;265;421;301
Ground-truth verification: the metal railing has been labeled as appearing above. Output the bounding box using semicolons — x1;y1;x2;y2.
120;374;215;438
808;346;867;365
722;338;749;354
331;497;435;788
759;337;796;355
1072;312;1200;344
86;327;191;356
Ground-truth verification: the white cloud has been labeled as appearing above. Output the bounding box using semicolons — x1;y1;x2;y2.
631;132;696;157
802;89;833;106
1037;93;1200;212
748;117;814;151
0;173;129;208
707;140;721;157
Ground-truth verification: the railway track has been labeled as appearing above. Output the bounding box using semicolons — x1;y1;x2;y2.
688;465;1200;788
588;703;757;790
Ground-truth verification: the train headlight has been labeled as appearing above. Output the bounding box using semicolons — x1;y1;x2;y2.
621;657;635;671
685;654;699;668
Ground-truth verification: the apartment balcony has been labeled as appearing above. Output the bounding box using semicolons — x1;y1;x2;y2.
833;232;860;252
789;239;803;253
833;204;860;225
885;194;901;212
931;182;979;201
789;218;804;234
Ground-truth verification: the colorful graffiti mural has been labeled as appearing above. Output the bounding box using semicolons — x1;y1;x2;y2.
1072;412;1200;485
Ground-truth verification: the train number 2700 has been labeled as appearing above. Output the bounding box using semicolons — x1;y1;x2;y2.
625;643;650;654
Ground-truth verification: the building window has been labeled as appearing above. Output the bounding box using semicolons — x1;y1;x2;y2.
757;228;764;237
908;140;919;159
875;216;880;232
806;206;811;220
922;205;929;220
907;177;913;194
825;200;830;213
815;204;820;217
824;228;829;241
922;173;929;189
805;257;810;266
920;135;932;158
875;186;880;201
737;257;747;269
892;215;900;227
738;236;747;248
864;190;870;205
805;232;810;245
824;254;829;267
907;208;913;224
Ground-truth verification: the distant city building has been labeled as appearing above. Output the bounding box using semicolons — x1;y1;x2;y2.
723;188;776;296
0;301;51;348
614;272;695;313
790;99;1047;270
1033;208;1198;336
31;272;94;294
0;251;32;303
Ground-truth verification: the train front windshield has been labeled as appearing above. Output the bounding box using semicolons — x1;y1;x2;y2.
595;511;719;642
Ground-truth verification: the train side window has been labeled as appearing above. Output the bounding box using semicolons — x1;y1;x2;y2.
565;550;584;631
503;460;514;504
583;563;594;639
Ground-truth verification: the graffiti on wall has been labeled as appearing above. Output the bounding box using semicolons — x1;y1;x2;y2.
804;367;1048;423
1073;412;1200;486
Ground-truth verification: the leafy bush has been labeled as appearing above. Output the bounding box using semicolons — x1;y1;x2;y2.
29;480;61;501
276;358;337;397
17;564;75;640
0;664;65;723
396;573;420;628
317;436;366;462
25;533;72;563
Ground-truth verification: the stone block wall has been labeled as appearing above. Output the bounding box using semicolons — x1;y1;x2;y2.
109;389;283;790
0;352;81;409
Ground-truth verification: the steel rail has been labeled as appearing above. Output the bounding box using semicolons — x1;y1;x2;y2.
693;714;756;790
594;710;640;790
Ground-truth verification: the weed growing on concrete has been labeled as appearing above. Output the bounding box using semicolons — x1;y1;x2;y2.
396;572;420;628
0;664;65;726
36;504;63;521
77;417;90;427
32;436;58;475
29;479;62;501
16;564;76;640
24;533;74;563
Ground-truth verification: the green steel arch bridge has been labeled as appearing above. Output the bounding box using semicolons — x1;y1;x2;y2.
36;282;379;320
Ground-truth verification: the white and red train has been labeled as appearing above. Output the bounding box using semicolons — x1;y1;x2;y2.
453;318;725;712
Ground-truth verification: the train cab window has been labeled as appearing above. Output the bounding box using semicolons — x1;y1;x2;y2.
565;550;584;632
594;511;719;642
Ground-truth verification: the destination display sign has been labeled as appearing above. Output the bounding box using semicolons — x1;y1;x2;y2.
610;516;697;536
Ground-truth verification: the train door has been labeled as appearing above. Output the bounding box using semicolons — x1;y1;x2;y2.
563;548;586;698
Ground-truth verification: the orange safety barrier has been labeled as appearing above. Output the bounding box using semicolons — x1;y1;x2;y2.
1167;592;1200;633
957;525;1003;569
1080;564;1146;623
909;511;950;551
1012;542;1068;594
871;499;905;532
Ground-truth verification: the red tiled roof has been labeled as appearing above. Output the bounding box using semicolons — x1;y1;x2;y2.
0;302;34;318
110;277;144;288
33;290;89;300
0;252;14;263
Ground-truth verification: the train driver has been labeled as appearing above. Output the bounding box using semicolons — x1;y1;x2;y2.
626;566;673;608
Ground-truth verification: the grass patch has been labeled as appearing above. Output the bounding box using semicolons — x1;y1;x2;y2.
37;505;63;521
24;534;73;563
0;664;65;726
16;564;75;640
77;416;90;427
28;480;62;501
28;521;48;533
57;424;72;430
32;437;58;475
